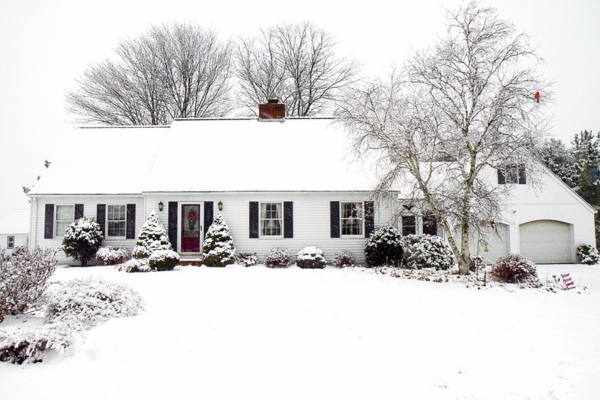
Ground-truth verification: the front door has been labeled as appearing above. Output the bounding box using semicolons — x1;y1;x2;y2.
181;204;201;253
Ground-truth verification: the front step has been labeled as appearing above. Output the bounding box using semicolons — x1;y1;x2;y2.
179;256;203;267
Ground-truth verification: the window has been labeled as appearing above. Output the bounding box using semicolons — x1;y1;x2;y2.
422;213;438;236
55;205;75;237
7;236;15;249
341;202;364;236
498;164;526;185
107;205;126;237
260;203;282;237
401;215;416;236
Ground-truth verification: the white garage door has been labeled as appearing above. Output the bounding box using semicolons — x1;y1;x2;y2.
469;223;510;264
519;220;574;264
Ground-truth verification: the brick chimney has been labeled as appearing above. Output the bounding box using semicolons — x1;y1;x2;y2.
258;99;285;120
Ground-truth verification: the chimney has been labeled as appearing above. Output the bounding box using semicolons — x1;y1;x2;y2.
258;99;285;121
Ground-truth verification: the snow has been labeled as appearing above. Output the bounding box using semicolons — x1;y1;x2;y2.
2;263;599;399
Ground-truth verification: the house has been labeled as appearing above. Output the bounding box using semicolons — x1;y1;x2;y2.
0;209;30;255
26;102;595;265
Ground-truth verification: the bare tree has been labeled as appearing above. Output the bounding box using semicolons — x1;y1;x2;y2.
336;1;552;274
66;23;233;125
234;21;358;116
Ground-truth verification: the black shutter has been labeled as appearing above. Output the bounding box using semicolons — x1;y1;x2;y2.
204;201;214;238
497;168;506;185
364;201;375;238
330;201;340;238
44;204;54;239
518;165;527;184
75;204;84;220
249;202;259;238
168;202;178;250
97;204;106;237
284;201;293;238
126;204;136;239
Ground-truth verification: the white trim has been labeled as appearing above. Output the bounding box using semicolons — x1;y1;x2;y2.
340;201;365;238
54;204;75;239
106;204;127;239
259;202;284;239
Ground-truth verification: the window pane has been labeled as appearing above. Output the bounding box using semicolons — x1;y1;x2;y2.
56;205;74;220
402;215;416;236
261;203;283;236
7;236;15;249
108;221;126;237
56;221;71;237
341;202;363;236
423;214;437;236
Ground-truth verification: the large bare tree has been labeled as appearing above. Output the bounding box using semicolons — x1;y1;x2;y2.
66;23;233;125
234;21;358;116
336;2;552;274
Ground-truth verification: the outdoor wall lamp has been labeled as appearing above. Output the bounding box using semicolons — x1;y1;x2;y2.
158;201;164;212
218;201;223;211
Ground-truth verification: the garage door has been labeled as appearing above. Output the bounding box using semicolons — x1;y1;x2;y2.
519;220;574;263
469;223;509;264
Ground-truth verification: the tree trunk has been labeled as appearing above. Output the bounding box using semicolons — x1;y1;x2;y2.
458;219;471;274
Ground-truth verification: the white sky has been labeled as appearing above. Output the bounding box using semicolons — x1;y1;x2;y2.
1;0;599;223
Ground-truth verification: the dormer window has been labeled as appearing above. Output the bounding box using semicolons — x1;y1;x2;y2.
498;164;526;185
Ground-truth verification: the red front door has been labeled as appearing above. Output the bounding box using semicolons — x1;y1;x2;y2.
181;204;201;253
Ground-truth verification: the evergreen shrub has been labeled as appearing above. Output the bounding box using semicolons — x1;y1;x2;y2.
62;217;103;266
490;254;537;283
364;225;404;267
236;252;258;267
115;258;151;273
148;250;180;271
332;250;358;268
403;234;454;270
202;214;236;267
296;247;327;269
265;247;292;268
96;246;130;265
576;243;600;265
132;211;173;259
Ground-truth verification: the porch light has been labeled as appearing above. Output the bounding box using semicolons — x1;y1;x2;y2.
484;246;489;252
218;201;223;211
158;201;164;212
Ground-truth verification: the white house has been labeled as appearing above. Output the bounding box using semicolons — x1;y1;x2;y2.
0;209;30;255
26;102;595;265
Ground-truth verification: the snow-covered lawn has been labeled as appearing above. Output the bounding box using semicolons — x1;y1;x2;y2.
2;264;600;400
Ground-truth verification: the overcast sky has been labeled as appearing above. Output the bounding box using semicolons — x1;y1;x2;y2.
1;0;599;223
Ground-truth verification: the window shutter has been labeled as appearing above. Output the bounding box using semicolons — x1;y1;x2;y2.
204;202;214;238
518;165;527;184
284;201;293;238
364;201;375;238
44;204;54;239
249;202;259;238
168;202;178;250
97;204;106;237
126;204;136;239
75;204;84;220
497;168;506;185
330;201;340;238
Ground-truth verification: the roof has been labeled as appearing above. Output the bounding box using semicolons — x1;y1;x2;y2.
28;118;379;195
0;209;30;235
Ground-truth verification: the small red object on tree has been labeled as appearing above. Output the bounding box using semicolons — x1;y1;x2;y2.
534;91;540;103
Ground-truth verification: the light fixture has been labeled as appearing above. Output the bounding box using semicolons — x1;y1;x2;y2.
218;201;223;211
158;201;164;212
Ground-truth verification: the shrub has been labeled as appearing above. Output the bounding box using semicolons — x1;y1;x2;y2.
576;243;600;265
132;211;173;259
265;247;292;268
202;214;236;267
45;277;144;331
0;325;72;365
96;246;131;265
62;217;104;266
403;234;454;270
470;255;484;272
296;247;327;269
490;254;537;283
236;252;258;267
0;248;57;322
115;258;151;273
148;250;180;271
332;250;358;268
364;225;404;267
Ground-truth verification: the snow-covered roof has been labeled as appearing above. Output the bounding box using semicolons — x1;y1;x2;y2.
28;118;378;195
0;209;30;235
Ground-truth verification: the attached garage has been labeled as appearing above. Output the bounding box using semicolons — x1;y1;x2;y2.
519;220;574;263
469;223;510;264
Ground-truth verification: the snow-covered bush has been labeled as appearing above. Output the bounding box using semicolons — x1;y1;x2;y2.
470;255;484;272
490;254;537;284
45;277;144;331
576;243;600;265
96;246;130;265
202;214;236;267
265;247;292;268
332;249;358;268
132;211;173;259
402;234;454;270
0;325;71;364
296;247;327;269
236;252;258;267
364;225;404;267
0;248;57;322
148;250;180;271
115;258;151;273
62;217;104;266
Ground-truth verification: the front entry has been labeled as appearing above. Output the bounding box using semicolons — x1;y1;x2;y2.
181;204;201;253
